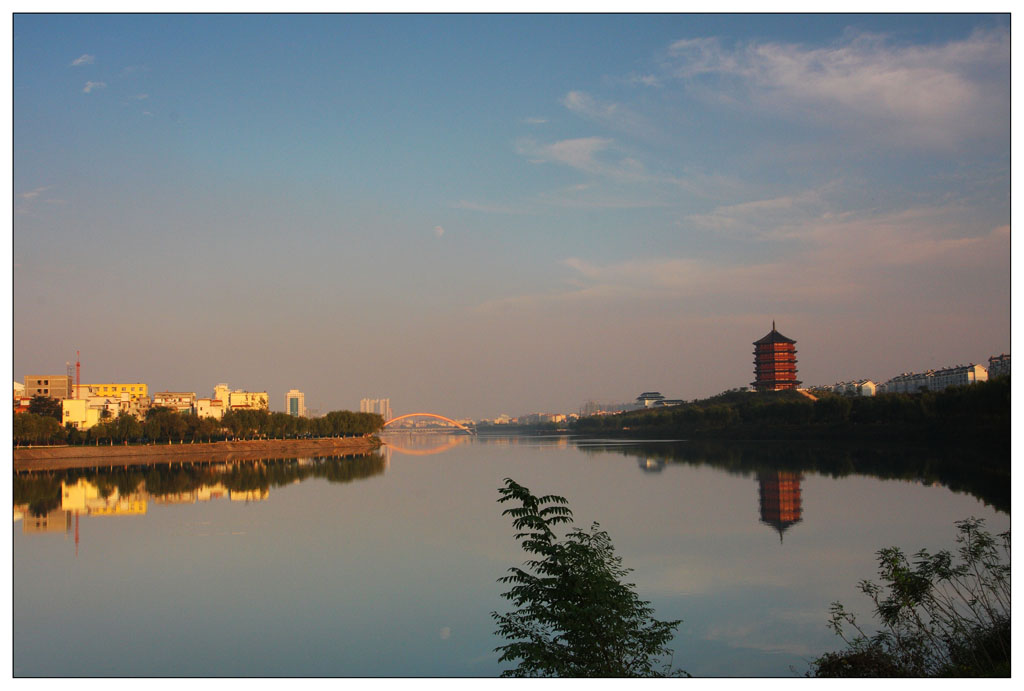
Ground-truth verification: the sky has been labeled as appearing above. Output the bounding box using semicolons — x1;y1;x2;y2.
10;13;1012;419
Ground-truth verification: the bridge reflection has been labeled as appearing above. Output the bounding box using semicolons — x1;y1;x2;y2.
381;433;471;457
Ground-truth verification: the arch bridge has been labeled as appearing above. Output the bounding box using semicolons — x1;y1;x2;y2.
382;413;476;435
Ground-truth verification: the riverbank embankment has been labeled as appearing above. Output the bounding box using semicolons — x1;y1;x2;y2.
13;436;382;472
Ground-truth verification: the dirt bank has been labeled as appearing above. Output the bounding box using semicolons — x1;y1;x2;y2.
13;437;382;472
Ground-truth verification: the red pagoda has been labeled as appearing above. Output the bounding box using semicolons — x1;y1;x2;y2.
752;321;801;391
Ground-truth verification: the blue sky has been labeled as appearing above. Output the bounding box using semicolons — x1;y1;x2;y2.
12;13;1011;418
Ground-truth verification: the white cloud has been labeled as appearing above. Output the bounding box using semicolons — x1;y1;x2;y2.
518;136;612;172
70;54;94;67
522;116;547;125
82;81;107;93
664;28;1009;147
517;136;652;184
630;73;662;88
16;186;65;214
562;90;653;134
686;189;830;236
451;200;522;214
476;201;1008;318
19;186;51;200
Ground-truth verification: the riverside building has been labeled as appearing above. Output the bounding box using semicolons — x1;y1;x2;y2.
881;364;988;394
23;375;73;400
285;389;306;417
360;397;392;421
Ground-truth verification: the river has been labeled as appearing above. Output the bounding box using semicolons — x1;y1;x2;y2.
12;434;1009;677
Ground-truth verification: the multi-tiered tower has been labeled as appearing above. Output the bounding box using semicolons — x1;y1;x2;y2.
752;321;801;391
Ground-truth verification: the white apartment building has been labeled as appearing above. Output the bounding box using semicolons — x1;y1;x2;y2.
228;390;269;410
360;397;392;421
818;380;877;397
153;391;197;414
212;383;269;411
196;398;225;420
881;364;987;394
988;353;1010;378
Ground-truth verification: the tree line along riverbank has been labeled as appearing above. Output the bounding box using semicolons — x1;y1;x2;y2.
12;405;385;448
572;377;1010;446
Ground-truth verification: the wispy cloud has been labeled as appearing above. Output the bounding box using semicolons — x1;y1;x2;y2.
522;116;548;125
537;184;671;210
451;199;524;214
685;188;832;236
664;28;1010;147
19;186;52;200
83;81;106;93
475;201;1008;317
70;54;94;67
16;186;65;214
562;90;653;135
629;73;662;88
517;136;651;183
433;225;445;237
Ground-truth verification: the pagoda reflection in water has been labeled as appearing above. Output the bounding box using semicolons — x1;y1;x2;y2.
758;470;803;541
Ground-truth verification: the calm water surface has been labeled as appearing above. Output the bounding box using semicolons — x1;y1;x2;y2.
13;435;1009;677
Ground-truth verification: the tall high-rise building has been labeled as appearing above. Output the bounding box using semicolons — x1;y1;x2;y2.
360;397;392;421
285;389;306;417
752;322;801;391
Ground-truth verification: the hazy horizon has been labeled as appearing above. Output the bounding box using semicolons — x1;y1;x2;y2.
12;14;1011;419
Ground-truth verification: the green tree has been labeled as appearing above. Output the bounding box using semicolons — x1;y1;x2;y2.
110;412;142;443
14;412;65;445
491;478;684;677
27;395;62;420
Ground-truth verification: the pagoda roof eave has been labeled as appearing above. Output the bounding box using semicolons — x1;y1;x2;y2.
753;329;796;345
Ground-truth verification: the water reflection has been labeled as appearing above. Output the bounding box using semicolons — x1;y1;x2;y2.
13;435;1009;677
758;471;803;541
13;452;388;532
638;458;665;473
381;432;471;457
581;438;1009;515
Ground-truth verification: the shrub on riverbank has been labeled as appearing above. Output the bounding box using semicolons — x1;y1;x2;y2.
811;518;1010;677
492;478;686;677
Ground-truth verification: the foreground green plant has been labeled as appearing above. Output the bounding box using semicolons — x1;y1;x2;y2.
491;478;685;677
812;518;1010;677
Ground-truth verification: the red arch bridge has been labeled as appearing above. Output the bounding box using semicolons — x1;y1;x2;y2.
381;413;476;435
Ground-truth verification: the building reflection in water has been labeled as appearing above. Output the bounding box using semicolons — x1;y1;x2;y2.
757;470;803;542
15;454;388;550
638;458;665;473
18;508;72;534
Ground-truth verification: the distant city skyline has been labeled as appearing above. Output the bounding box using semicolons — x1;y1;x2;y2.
12;14;1011;419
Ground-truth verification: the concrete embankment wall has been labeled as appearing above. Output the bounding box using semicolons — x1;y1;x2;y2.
13;437;382;472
